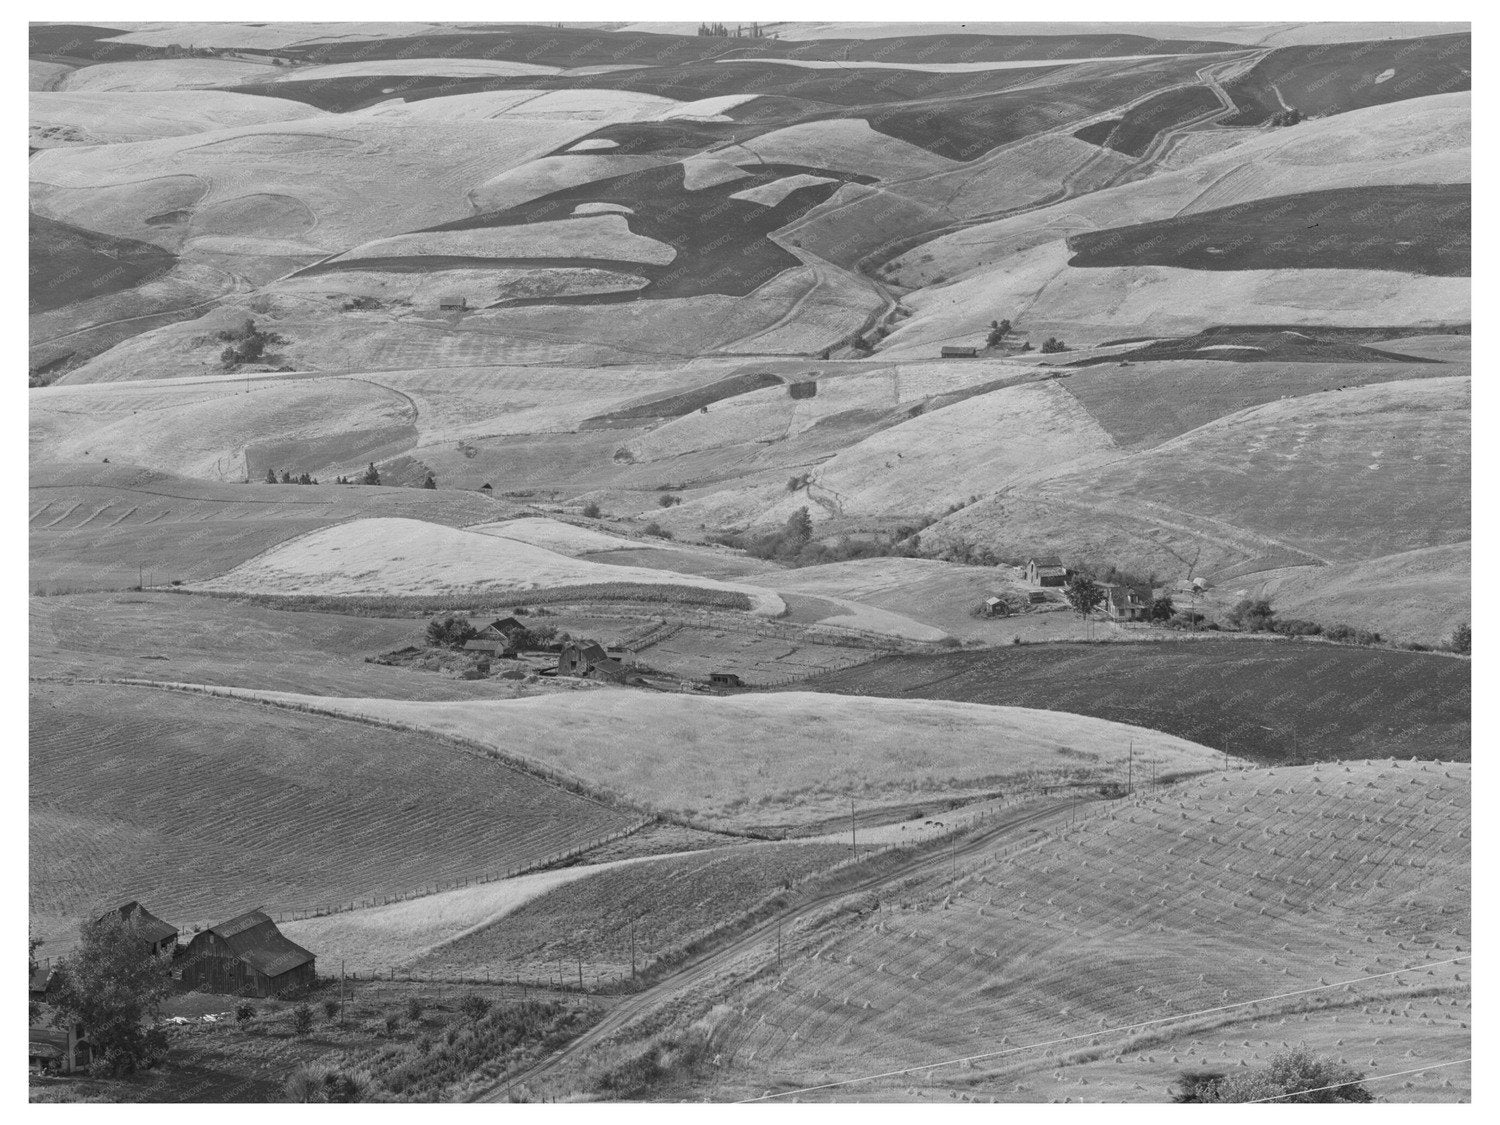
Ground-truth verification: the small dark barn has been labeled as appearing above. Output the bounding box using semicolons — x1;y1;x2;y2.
557;641;609;677
1026;556;1069;586
99;900;178;956
708;671;745;688
175;910;315;998
940;345;977;358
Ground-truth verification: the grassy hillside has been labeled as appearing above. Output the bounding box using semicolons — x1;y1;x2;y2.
190;687;1233;831
801;641;1469;764
683;760;1468;1102
29;682;639;954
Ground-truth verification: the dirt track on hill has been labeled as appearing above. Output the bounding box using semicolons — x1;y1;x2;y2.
470;795;1088;1101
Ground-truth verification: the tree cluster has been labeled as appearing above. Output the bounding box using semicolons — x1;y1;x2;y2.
1173;1046;1371;1102
263;469;318;485
217;319;287;368
426;615;477;649
46;914;174;1075
1268;107;1304;126
986;318;1012;348
1039;336;1070;354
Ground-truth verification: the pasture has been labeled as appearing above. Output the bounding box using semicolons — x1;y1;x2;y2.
188;687;1232;832
803;639;1470;764
699;760;1468;1101
29;682;640;955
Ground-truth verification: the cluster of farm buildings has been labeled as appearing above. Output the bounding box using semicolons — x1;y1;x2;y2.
982;556;1156;621
30;901;315;1074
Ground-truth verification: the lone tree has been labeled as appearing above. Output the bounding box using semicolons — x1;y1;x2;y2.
48;913;174;1075
361;462;381;486
422;474;437;490
1149;593;1176;622
264;467;278;484
1063;574;1103;621
1227;598;1276;632
1201;1045;1372;1102
1449;622;1470;654
426;614;477;649
291;1003;314;1037
784;507;814;553
458;994;491;1021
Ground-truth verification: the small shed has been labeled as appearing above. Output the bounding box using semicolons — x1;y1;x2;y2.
708;671;745;688
983;596;1008;618
1028;590;1048;604
788;380;818;399
479;483;493;496
1026;556;1068;586
175;910;315;998
439;297;468;312
99;900;178;957
940;346;978;358
29;964;58;1002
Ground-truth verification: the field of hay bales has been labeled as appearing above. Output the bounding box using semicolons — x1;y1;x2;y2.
691;760;1468;1102
29;681;641;955
187;687;1233;832
802;639;1469;764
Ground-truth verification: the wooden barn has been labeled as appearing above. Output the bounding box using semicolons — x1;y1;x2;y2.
175;910;315;998
439;296;468;311
557;641;609;677
708;671;745;688
940;345;977;358
99;900;178;956
1026;556;1069;586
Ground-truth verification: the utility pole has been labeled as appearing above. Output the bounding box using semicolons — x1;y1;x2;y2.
777;924;782;968
577;951;583;991
1127;738;1133;793
851;797;857;860
339;960;345;1024
630;923;636;982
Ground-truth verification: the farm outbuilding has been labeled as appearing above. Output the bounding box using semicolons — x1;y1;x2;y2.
788;379;818;399
1026;556;1069;586
439;297;468;311
29;1024;90;1074
709;671;745;687
983;596;1008;618
175;910;315;998
99;900;178;957
940;346;978;358
479;483;493;496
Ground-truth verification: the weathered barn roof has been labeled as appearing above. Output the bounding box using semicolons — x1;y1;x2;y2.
1029;555;1064;568
464;639;503;652
29;965;55;995
486;617;525;634
100;901;178;946
576;642;608;662
207;910;314;979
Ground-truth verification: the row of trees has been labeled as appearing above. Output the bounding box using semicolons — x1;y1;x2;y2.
260;465;437;488
217;320;286;369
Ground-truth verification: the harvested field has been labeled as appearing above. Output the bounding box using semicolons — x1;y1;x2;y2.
195;688;1231;831
192;517;784;614
700;760;1469;1102
412;843;854;981
29;90;326;147
1222;33;1471;124
28;464;501;592
1059;357;1462;449
332;215;676;267
54;58;275;91
1030;377;1469;565
28;682;640;955
803;639;1469;764
1068;184;1470;276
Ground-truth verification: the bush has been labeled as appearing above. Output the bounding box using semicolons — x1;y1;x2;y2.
643;522;673;539
384;1013;400;1036
1039;337;1069;354
323;998;340;1023
1324;623;1383;647
657;492;682;508
405;998;424;1022
235;1002;256;1023
1271;617;1322;637
581;501;601;519
292;1003;314;1037
1226;598;1276;632
458;994;491;1021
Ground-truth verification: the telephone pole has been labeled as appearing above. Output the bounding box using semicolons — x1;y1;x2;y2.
1127;738;1133;793
851;797;857;859
630;923;636;982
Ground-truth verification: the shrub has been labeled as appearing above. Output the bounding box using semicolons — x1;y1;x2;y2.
643;522;673;539
1271;617;1322;637
292;1003;314;1037
235;1002;256;1023
1324;623;1383;647
384;1013;400;1036
323;998;340;1023
458;994;491;1021
581;501;601;518
405;998;423;1022
1039;337;1070;354
657;492;681;508
1226;598;1276;632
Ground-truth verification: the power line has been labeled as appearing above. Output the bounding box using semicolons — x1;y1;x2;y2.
739;956;1470;1102
1246;1058;1470;1102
